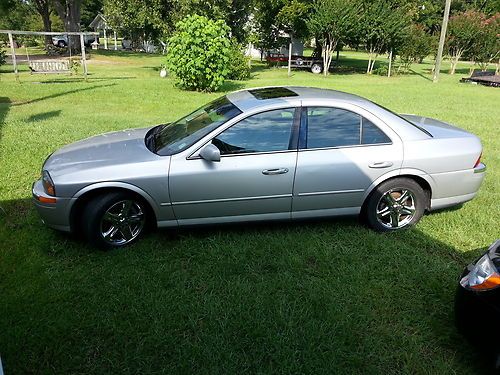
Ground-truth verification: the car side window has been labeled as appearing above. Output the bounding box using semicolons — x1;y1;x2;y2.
306;107;361;148
212;108;296;155
305;107;390;149
361;118;391;144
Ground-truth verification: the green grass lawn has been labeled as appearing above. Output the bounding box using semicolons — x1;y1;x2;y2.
0;50;499;374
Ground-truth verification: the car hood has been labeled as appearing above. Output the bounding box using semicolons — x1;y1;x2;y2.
44;127;157;177
401;114;474;139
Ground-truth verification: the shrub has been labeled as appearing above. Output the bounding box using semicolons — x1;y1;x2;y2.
227;40;251;80
166;14;231;92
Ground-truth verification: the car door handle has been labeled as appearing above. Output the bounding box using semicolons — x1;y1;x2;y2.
369;161;393;169
262;168;289;175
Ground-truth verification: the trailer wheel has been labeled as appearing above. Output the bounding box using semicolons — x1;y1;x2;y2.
311;63;323;74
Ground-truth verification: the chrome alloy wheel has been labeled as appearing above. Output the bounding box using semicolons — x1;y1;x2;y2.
376;188;416;229
100;200;145;246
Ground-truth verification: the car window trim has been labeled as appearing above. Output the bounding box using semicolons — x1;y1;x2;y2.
187;107;300;160
300;106;393;150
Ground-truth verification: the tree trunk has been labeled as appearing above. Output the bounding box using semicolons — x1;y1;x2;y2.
450;50;463;75
53;0;83;53
33;0;52;47
322;38;337;77
388;49;393;77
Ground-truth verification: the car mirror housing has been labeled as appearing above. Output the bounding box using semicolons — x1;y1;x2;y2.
199;143;221;162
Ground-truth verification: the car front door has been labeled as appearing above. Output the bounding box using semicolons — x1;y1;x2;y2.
169;107;300;225
292;105;403;218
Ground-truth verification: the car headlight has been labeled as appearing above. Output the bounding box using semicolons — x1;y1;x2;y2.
42;170;56;196
460;252;500;291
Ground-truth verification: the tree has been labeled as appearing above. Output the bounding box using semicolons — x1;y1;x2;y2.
172;0;253;43
53;0;83;52
309;0;360;76
398;24;434;72
166;14;231;92
446;10;484;74
32;0;52;46
467;13;500;70
104;0;174;47
252;0;311;56
359;0;410;74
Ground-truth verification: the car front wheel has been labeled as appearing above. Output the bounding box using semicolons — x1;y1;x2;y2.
82;192;147;249
365;178;426;232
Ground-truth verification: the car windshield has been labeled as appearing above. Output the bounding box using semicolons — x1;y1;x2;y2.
153;96;242;156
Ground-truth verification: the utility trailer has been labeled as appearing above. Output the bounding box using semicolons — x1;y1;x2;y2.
266;50;333;74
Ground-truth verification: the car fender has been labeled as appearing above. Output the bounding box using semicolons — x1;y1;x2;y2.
362;168;436;201
70;181;161;217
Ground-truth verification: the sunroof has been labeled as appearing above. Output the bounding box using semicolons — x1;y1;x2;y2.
249;87;298;100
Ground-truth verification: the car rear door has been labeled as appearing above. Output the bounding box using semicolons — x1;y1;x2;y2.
292;104;404;218
168;107;300;225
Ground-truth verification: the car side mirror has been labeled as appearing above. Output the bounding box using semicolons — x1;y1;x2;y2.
199;143;221;162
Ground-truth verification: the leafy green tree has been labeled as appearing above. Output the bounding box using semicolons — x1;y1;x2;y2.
446;10;484;74
359;0;410;74
104;0;175;46
172;0;252;43
309;0;360;76
166;14;231;92
398;24;434;72
252;0;311;55
467;13;500;70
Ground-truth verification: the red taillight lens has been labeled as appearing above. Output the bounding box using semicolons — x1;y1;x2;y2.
473;153;482;168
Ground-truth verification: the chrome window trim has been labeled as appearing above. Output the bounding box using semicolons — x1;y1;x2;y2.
298;142;393;152
303;105;393;150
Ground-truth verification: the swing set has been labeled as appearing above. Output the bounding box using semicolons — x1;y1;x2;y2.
0;30;99;81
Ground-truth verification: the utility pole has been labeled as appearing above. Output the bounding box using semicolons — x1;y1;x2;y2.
433;0;452;83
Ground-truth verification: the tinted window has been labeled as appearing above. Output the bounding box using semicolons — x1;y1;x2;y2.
213;108;295;155
306;107;361;148
361;118;391;144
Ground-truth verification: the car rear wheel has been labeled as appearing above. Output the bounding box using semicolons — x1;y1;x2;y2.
82;192;147;249
365;178;426;232
311;63;323;74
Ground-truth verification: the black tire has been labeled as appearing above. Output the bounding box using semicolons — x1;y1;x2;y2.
82;192;148;249
311;63;323;74
57;40;67;48
365;178;426;232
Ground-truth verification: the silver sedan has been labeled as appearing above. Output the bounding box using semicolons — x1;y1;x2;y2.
33;87;486;248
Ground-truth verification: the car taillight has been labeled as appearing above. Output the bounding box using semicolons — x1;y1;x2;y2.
473;153;482;168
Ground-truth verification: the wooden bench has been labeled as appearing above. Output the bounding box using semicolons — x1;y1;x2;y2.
29;60;70;74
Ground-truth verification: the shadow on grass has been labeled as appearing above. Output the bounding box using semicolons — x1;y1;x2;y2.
0;196;494;374
30;77;136;84
27;110;62;123
11;83;116;107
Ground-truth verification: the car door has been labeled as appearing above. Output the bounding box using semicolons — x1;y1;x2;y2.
169;107;300;225
292;105;403;218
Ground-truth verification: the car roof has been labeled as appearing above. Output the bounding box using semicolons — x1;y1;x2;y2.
226;86;373;112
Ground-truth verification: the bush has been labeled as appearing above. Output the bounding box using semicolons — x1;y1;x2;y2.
227;40;251;80
166;14;231;92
